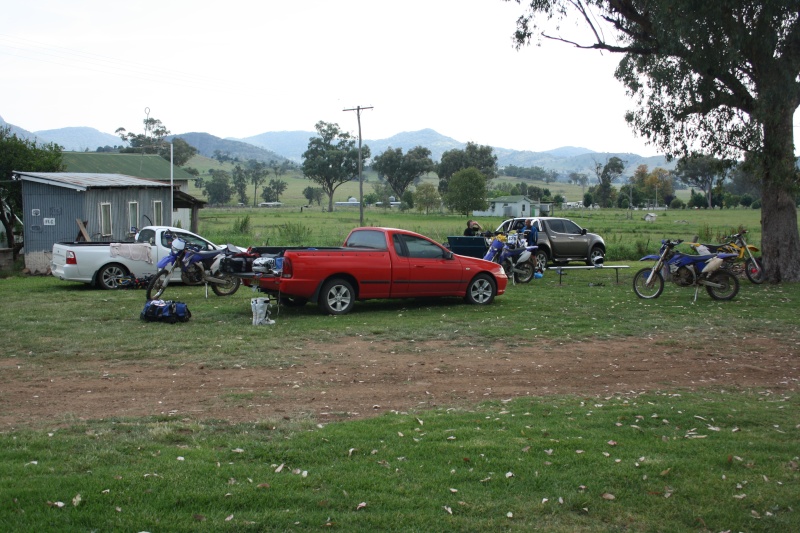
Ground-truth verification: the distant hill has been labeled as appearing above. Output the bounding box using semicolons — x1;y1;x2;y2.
34;126;122;151
493;146;671;174
361;128;465;163
237;131;317;162
2;114;672;176
0;115;44;144
239;128;466;164
169;132;288;163
239;128;672;174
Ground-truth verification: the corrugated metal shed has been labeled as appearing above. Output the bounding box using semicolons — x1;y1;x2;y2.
14;172;169;191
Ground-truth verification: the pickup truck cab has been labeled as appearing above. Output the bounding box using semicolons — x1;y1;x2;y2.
252;227;508;315
496;217;606;270
51;226;224;289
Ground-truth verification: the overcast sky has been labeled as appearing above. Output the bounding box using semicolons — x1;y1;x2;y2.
3;1;797;157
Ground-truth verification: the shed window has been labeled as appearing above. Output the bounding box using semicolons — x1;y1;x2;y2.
153;200;163;226
128;201;139;233
100;202;112;237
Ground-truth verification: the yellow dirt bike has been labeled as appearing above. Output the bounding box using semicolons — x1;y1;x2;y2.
688;230;764;284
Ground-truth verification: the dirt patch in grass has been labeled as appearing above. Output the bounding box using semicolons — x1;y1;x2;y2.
1;335;796;429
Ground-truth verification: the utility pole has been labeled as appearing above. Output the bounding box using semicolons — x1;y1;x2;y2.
343;105;373;226
628;177;633;219
655;183;658;209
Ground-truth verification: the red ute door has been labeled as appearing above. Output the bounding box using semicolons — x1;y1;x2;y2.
393;234;464;296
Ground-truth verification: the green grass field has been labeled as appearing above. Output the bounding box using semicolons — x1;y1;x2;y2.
1;208;797;532
195;203;766;266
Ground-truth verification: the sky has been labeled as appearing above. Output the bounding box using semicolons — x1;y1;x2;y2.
2;1;796;158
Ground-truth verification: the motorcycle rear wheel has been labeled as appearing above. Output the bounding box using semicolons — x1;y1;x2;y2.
514;259;535;283
211;273;241;296
632;267;664;299
706;270;739;300
146;269;171;300
744;258;765;284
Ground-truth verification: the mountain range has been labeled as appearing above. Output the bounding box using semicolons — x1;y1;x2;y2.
1;115;671;175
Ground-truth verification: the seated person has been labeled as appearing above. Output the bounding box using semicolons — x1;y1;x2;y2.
464;220;483;236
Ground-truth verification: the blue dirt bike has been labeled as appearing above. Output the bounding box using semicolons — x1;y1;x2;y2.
483;232;538;284
146;237;241;300
632;239;740;302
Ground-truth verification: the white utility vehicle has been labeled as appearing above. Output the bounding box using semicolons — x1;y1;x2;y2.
51;226;228;289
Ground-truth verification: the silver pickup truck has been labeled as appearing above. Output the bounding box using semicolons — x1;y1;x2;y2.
51;226;226;289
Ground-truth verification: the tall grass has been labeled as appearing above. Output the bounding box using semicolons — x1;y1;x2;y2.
276;221;314;245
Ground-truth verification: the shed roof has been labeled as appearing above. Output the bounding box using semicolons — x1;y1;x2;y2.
489;195;533;203
15;172;170;192
61;152;196;182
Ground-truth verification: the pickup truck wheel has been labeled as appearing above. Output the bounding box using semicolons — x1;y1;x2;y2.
586;246;605;266
97;263;129;290
534;250;548;272
318;278;355;315
464;274;496;305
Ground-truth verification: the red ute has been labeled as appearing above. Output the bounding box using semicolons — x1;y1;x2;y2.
253;227;508;315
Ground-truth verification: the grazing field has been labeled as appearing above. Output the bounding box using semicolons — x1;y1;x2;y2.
196;205;767;264
1;208;797;532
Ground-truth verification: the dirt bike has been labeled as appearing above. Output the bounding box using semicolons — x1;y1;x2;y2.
482;231;538;284
633;239;740;302
146;238;241;300
688;229;764;284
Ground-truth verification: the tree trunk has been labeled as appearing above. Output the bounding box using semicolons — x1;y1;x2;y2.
759;107;800;282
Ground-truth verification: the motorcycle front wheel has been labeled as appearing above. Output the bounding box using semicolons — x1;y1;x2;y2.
501;259;514;282
632;268;664;299
211;273;241;296
514;259;535;283
706;270;740;300
744;258;765;284
146;269;171;300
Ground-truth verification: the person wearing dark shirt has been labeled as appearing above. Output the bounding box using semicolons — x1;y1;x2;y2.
464;220;483;236
521;218;539;245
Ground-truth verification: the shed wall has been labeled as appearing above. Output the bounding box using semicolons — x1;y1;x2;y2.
22;181;84;253
80;187;170;241
21;180;171;272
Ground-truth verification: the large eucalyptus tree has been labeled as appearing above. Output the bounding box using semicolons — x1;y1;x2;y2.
508;0;800;281
302;121;370;212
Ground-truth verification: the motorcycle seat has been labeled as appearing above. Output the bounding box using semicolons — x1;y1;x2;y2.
192;249;225;259
693;252;736;261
